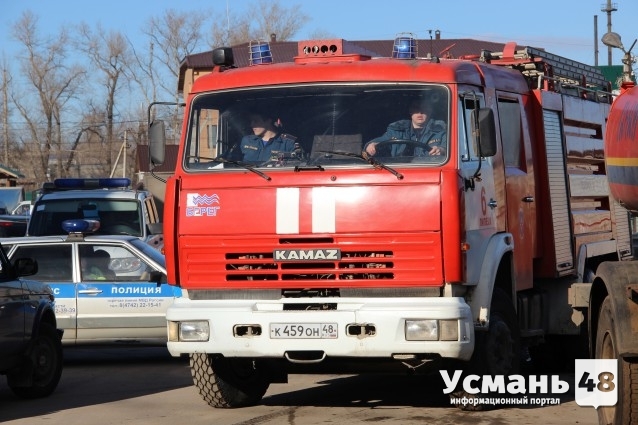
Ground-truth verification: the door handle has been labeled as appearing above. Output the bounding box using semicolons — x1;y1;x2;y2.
523;196;534;203
78;289;103;295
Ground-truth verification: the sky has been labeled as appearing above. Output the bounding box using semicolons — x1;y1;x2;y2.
2;0;638;68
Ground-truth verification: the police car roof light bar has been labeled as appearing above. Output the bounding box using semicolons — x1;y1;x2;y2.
62;219;101;234
51;178;131;190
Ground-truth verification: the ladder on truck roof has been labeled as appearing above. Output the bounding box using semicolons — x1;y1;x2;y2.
481;42;610;91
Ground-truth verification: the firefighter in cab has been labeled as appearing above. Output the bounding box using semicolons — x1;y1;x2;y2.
365;98;447;157
230;110;299;163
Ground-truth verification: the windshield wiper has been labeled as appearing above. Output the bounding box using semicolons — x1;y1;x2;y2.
191;156;271;181
315;150;404;180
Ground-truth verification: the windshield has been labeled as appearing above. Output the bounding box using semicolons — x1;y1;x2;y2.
184;84;450;170
28;199;143;237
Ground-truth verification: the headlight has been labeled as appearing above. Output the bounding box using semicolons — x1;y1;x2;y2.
405;319;438;341
173;321;210;342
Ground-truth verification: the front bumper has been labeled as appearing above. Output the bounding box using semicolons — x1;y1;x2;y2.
166;296;474;361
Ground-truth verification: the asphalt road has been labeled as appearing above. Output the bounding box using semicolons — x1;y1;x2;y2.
0;347;599;425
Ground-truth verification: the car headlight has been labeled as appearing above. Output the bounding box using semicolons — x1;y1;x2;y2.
404;319;459;341
405;319;438;341
169;321;210;342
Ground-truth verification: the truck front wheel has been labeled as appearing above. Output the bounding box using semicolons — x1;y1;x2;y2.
474;288;521;376
595;296;638;425
190;354;270;408
452;288;520;411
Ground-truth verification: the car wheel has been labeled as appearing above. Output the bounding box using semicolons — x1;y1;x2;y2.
190;353;270;408
596;297;638;425
8;323;63;399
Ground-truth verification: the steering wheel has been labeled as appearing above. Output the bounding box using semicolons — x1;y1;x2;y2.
373;139;431;156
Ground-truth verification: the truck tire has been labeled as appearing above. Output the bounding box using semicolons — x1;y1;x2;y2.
595;296;638;425
8;323;63;399
190;353;270;408
473;288;521;375
453;288;520;411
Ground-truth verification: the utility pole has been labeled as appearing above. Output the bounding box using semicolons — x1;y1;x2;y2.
594;15;599;66
110;129;131;178
601;0;618;65
2;67;8;165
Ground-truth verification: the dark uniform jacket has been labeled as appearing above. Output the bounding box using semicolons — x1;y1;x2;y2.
366;119;447;157
235;133;297;163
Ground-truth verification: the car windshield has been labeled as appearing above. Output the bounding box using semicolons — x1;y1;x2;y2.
184;84;450;170
28;199;142;237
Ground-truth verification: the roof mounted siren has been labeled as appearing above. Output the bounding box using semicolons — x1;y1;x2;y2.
392;33;417;59
212;47;235;69
249;40;273;65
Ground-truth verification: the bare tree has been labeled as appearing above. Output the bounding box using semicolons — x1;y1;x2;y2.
11;11;86;182
0;58;12;167
210;0;309;47
132;9;209;146
142;9;208;101
75;23;132;175
127;39;159;108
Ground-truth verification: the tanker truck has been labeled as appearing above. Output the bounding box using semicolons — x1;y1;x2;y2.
585;31;638;425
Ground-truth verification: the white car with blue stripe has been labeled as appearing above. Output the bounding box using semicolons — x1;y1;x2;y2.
0;219;182;346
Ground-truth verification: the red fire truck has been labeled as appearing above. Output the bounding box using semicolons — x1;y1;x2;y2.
150;33;637;423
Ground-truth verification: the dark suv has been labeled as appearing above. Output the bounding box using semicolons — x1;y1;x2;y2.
0;244;63;398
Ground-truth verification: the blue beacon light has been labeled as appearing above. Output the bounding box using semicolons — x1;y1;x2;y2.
392;33;417;59
53;178;131;189
249;40;273;65
62;219;101;234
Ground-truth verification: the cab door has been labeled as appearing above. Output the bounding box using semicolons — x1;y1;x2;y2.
460;93;499;286
76;243;174;343
496;94;536;291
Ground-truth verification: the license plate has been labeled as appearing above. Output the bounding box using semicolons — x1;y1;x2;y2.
270;323;338;339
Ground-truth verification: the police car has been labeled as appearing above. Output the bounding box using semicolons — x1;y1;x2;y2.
0;219;182;346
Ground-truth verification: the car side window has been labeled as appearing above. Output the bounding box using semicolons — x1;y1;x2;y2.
12;245;73;281
81;244;155;282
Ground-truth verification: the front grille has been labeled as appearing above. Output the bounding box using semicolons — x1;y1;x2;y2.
226;250;394;281
181;233;442;289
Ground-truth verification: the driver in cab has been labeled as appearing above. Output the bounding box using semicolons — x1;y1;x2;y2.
364;99;446;157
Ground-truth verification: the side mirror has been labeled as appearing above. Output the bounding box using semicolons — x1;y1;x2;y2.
14;257;38;277
473;108;497;157
149;120;166;166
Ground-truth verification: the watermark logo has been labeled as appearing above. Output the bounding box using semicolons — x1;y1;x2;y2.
441;370;566;407
575;359;617;409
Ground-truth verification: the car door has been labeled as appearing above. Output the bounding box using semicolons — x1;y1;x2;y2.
76;242;173;343
0;265;26;361
9;244;76;343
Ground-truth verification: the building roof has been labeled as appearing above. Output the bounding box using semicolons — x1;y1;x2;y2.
0;164;25;180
